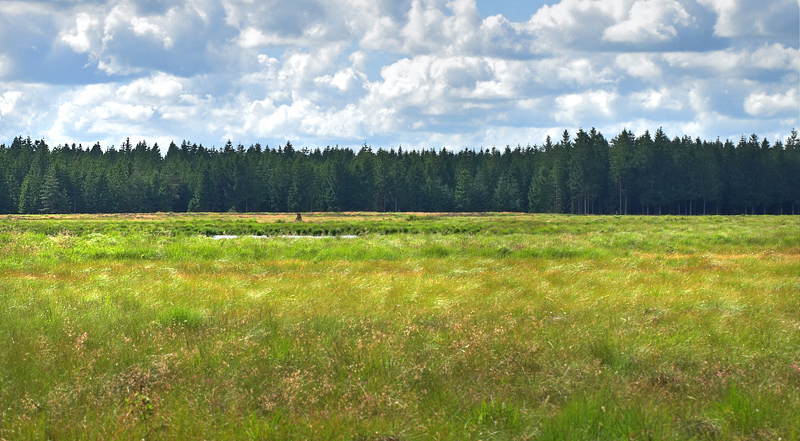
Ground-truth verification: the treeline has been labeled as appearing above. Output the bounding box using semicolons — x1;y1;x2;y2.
1;128;799;215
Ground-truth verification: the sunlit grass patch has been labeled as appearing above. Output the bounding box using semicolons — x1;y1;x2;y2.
158;306;206;329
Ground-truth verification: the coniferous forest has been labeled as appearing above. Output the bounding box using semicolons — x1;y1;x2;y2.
2;128;799;215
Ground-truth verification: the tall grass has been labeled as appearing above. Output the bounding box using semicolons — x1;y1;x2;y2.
0;214;797;440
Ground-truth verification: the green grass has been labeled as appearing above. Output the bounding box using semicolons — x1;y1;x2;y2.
0;214;798;440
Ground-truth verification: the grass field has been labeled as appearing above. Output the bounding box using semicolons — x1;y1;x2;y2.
0;214;798;440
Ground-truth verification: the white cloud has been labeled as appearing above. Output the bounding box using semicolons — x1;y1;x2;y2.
238;28;269;48
602;0;692;43
51;1;232;76
60;12;99;53
257;54;280;69
0;83;66;142
0;54;11;78
743;89;799;117
45;74;202;144
749;44;800;70
349;51;367;71
97;103;154;122
118;73;184;100
615;53;661;80
0;0;796;149
524;0;627;50
662;44;800;75
698;0;799;38
225;0;347;49
359;15;404;51
371;55;521;115
556;58;614;86
315;68;367;92
631;88;683;111
131;16;173;48
554;90;618;124
0;91;22;117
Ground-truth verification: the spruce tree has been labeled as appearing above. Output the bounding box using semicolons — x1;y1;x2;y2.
454;162;474;211
18;153;46;214
492;172;521;212
38;165;70;213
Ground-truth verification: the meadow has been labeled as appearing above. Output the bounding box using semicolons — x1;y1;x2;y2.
0;213;798;440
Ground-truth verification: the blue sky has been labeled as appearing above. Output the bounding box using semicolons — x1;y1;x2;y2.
0;0;797;150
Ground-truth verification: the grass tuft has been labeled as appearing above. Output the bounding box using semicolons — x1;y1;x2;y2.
159;306;205;329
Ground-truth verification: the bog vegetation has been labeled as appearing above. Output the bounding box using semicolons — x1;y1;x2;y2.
2;128;799;216
1;213;798;440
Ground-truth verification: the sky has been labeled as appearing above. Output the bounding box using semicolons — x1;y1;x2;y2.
0;0;797;151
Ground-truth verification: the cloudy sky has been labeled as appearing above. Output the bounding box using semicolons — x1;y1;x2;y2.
0;0;797;150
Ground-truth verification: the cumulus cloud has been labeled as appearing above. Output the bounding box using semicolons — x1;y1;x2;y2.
615;53;661;80
315;68;368;93
525;0;620;49
118;73;184;100
370;55;525;118
60;12;99;53
0;83;57;141
555;58;615;86
602;0;693;43
0;91;22;117
46;73;203;144
53;0;233;77
698;0;799;38
554;90;618;124
0;0;796;148
744;89;799;117
130;16;173;48
0;54;11;78
663;44;800;75
631;88;684;111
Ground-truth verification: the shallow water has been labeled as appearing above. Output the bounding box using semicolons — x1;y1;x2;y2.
211;235;358;240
